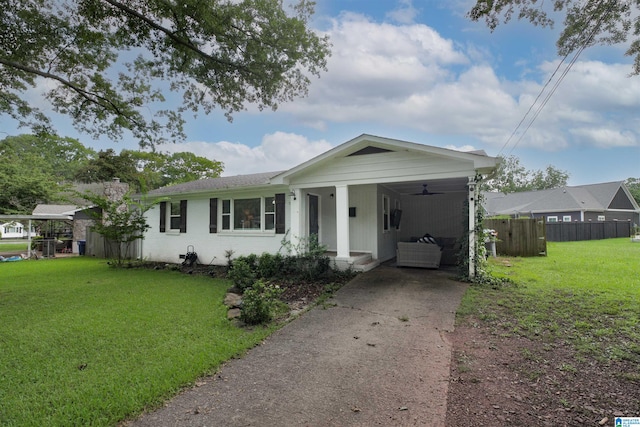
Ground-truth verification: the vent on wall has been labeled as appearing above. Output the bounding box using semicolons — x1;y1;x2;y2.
348;146;394;156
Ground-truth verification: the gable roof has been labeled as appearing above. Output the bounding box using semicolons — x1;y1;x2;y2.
483;181;640;216
147;171;285;196
271;134;497;184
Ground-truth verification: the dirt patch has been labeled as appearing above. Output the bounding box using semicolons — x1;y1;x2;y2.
446;317;640;426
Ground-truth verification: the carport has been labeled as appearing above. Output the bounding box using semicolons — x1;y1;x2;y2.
0;214;73;258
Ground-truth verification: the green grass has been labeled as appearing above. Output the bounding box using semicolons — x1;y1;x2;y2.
458;238;640;362
0;258;275;426
0;241;29;253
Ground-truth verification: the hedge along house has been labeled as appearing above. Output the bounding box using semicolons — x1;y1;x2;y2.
141;135;498;278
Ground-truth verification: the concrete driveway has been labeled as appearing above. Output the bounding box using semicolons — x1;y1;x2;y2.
128;265;468;426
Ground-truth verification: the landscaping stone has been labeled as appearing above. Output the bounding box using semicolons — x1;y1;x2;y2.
227;308;241;319
224;293;242;308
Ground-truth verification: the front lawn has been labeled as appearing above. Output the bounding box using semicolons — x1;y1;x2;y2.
449;238;640;425
0;258;275;426
465;238;640;361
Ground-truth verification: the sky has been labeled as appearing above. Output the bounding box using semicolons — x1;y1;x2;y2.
3;0;639;185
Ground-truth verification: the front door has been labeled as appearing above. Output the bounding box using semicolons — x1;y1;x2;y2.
308;194;319;237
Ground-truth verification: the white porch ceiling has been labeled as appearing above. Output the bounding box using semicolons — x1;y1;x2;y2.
383;177;470;196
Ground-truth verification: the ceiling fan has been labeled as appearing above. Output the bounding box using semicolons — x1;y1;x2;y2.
412;184;443;196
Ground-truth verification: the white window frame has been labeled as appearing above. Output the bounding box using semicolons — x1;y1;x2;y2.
562;215;572;222
220;196;276;232
547;216;558;223
169;202;181;230
597;215;606;222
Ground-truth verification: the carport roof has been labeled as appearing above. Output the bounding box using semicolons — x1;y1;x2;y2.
0;214;73;221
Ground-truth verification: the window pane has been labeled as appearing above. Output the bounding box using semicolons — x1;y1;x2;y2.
222;216;230;230
265;197;275;213
222;200;230;214
171;202;181;215
265;214;275;230
170;217;181;229
234;198;261;229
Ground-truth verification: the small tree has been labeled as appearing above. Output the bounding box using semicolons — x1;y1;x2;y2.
80;192;160;267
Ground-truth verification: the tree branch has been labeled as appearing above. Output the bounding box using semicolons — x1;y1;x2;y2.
101;0;251;73
0;57;142;128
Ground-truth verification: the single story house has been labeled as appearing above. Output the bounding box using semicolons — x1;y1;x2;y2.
483;181;640;224
142;134;498;277
0;221;34;239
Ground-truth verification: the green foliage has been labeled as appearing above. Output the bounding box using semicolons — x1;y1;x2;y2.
0;0;330;147
484;155;569;193
279;233;331;281
626;177;640;205
0;149;64;214
0;257;274;426
240;280;285;325
468;0;640;75
256;252;283;279
0;134;95;181
227;258;256;291
79;191;159;266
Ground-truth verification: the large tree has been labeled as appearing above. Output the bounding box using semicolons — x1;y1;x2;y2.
484;155;570;193
0;134;95;181
469;0;640;75
626;177;640;205
0;0;330;147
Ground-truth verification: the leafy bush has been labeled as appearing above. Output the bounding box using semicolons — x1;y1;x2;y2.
240;280;284;325
227;259;256;291
257;252;283;279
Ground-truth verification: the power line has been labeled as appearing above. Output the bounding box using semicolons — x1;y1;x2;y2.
499;0;615;157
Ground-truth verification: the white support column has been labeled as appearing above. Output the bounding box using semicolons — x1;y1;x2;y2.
289;188;302;254
335;185;350;259
27;219;32;259
468;177;476;279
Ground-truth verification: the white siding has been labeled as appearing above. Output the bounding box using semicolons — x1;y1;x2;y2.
397;193;466;241
143;192;289;265
289;151;475;187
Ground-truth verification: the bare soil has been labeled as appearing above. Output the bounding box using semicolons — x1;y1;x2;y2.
446;317;640;426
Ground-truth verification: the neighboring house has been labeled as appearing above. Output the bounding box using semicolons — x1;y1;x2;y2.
142;134;498;276
0;221;34;239
483;181;640;224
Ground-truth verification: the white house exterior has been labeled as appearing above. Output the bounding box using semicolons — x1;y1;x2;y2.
141;135;498;277
0;221;33;239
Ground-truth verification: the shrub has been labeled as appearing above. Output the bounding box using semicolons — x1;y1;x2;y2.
227;259;256;291
240;280;284;325
257;252;283;279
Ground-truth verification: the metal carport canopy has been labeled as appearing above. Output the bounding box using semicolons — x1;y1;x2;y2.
0;214;74;258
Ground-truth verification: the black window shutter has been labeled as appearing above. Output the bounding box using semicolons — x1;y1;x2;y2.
209;198;218;233
179;200;187;233
159;201;166;232
275;193;286;234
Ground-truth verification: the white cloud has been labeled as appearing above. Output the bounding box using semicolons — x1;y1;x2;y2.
386;0;420;24
276;12;640;153
569;127;638;148
156;132;333;176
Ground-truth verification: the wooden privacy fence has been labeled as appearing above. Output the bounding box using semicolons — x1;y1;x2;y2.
484;218;547;257
85;227;139;259
546;221;631;242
